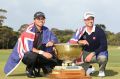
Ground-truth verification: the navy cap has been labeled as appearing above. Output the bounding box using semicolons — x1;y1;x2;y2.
34;11;45;19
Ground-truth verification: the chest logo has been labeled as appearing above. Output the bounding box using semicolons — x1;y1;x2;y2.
93;37;96;40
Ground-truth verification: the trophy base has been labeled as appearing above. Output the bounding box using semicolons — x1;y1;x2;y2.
49;66;92;79
54;66;83;70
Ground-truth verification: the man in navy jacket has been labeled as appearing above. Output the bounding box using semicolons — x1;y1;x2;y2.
69;12;108;77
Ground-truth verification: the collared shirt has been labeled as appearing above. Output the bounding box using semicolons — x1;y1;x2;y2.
85;26;95;35
33;26;43;50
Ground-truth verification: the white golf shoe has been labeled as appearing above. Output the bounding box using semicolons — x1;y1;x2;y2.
86;67;95;76
98;71;105;77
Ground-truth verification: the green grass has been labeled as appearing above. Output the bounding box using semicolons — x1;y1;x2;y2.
0;46;120;79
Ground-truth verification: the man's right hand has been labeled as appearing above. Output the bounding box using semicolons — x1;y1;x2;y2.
78;40;89;45
32;48;52;59
42;52;52;59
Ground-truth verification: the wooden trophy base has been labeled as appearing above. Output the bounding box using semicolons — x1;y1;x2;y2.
49;69;92;79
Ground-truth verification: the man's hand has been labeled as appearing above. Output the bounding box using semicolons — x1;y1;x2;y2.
78;40;89;45
42;52;52;59
46;41;54;47
85;52;95;62
33;47;52;59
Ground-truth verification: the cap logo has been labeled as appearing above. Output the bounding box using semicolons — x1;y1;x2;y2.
34;11;45;19
86;13;93;16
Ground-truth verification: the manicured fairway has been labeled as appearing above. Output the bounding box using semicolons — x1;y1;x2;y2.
0;46;120;79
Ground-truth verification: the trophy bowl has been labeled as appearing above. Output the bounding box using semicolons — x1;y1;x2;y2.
50;43;91;79
54;43;83;65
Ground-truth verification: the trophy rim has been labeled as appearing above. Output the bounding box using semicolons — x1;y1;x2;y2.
54;43;80;46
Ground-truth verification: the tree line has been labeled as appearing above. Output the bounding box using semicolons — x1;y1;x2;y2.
0;9;120;49
0;25;18;49
0;24;120;49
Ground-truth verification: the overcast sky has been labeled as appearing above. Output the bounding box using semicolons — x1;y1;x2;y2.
1;0;120;33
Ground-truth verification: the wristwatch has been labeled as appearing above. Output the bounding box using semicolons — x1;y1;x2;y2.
38;50;44;55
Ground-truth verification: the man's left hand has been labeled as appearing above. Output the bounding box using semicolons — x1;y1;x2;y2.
85;52;95;62
46;41;54;47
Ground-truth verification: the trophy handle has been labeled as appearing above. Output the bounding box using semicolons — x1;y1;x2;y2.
53;47;58;57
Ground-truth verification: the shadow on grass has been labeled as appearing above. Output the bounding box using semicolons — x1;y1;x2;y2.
9;73;26;77
91;69;118;77
9;72;44;77
8;69;118;78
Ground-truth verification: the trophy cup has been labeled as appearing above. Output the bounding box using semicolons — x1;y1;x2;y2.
54;43;82;69
49;43;91;79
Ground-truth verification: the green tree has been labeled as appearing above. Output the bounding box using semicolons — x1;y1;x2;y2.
0;9;7;26
51;28;74;43
0;26;18;49
18;24;28;34
95;24;106;31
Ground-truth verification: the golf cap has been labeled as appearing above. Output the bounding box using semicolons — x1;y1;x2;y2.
34;11;45;19
84;11;95;19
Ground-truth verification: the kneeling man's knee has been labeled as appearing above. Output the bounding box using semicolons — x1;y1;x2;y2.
97;56;107;63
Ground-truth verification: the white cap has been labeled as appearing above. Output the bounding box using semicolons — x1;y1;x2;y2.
84;11;95;19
